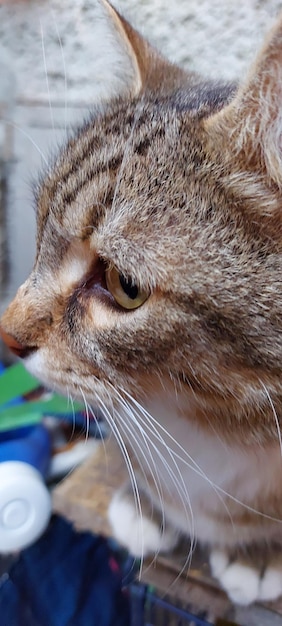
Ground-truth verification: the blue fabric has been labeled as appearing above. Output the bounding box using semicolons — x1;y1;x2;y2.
0;516;130;626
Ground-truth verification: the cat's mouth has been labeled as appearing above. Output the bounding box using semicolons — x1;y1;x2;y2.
23;348;102;401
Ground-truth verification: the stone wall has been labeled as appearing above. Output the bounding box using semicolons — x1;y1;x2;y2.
1;0;282;103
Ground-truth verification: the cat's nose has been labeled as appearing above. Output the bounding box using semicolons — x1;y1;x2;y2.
0;325;36;359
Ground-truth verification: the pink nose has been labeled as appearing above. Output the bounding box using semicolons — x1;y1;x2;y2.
0;325;35;358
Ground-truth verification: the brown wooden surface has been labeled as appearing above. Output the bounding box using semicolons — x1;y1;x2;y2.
53;437;282;625
53;436;126;536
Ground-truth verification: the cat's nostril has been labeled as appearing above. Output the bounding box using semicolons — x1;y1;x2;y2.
0;326;37;359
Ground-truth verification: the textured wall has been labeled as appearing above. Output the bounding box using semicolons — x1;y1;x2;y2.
1;0;282;104
0;0;282;310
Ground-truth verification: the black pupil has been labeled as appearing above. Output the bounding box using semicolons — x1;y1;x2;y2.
119;274;139;300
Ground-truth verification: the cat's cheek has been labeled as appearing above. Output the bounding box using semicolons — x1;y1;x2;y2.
86;300;116;330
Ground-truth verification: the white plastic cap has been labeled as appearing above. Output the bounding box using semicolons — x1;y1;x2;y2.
0;461;51;553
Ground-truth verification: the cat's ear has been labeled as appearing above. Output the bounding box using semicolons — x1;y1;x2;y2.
92;1;182;102
205;15;282;188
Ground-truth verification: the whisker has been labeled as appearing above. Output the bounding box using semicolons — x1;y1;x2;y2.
96;395;147;576
66;387;76;441
260;379;282;459
49;2;69;135
111;385;197;569
115;393;196;578
132;395;282;523
77;386;90;443
112;398;168;551
40;19;55;131
85;401;109;472
82;379;165;570
119;389;241;533
2;120;49;166
114;389;188;508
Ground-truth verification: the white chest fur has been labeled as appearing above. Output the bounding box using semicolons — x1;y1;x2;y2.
120;390;282;545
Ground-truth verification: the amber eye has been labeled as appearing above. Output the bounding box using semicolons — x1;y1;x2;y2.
105;266;149;310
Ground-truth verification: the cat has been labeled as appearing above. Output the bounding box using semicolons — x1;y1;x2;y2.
2;0;282;607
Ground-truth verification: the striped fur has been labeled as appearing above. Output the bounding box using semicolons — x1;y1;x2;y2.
3;1;282;605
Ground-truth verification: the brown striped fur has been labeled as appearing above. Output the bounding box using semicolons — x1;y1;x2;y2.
2;1;282;605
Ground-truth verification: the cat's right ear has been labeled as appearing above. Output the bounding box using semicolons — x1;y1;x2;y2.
204;14;282;192
91;1;182;102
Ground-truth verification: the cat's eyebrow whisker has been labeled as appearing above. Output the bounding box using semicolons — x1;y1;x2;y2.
40;19;55;132
259;379;282;459
48;1;69;136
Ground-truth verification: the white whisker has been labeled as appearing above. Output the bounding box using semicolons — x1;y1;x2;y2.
85;401;110;473
118;398;196;578
40;19;55;131
66;387;76;441
111;384;197;572
260;379;282;459
96;394;146;576
50;4;69;135
121;388;281;530
112;398;168;555
138;396;282;523
77;386;90;443
2;120;48;166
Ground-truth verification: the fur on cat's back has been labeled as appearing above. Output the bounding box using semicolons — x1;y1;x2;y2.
2;0;282;607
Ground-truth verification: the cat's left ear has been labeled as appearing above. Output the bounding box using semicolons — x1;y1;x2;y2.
205;14;282;188
92;1;183;102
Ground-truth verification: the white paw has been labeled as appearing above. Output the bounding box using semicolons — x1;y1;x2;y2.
260;564;282;601
209;549;229;578
108;493;178;557
220;562;260;606
210;550;260;606
210;550;282;605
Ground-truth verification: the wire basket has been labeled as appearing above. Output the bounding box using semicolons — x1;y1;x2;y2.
129;583;213;626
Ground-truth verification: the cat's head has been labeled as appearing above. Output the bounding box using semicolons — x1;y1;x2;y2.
1;2;282;442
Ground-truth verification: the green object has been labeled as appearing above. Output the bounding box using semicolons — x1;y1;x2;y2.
1;395;83;419
0;361;84;432
0;410;43;432
0;362;39;406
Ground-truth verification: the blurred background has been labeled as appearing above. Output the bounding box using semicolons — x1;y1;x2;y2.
0;0;282;319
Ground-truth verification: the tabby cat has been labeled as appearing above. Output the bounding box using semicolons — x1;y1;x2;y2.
2;0;282;606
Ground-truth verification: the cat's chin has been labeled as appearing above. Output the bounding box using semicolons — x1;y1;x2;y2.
24;349;50;386
22;349;90;402
22;347;120;410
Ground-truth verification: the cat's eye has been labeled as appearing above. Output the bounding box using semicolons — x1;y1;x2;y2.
105;266;149;310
